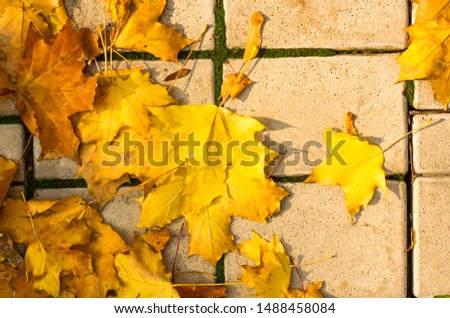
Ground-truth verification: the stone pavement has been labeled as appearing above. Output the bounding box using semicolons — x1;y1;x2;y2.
0;0;448;298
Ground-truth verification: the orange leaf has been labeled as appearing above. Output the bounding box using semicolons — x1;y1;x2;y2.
16;23;101;160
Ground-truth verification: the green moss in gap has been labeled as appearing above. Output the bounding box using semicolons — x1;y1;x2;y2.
215;256;225;283
387;174;405;182
406;80;414;108
272;176;308;183
0;116;22;124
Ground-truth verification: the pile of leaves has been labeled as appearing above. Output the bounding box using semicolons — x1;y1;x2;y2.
397;0;450;108
0;0;393;298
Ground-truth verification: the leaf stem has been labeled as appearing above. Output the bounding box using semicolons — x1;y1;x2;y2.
290;256;305;292
382;118;434;153
172;222;185;284
299;255;337;267
168;24;209;93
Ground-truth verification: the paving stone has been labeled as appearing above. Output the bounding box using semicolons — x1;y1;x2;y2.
412;114;450;175
93;59;215;105
225;55;408;176
0;124;25;182
33;59;215;179
225;181;407;297
0;99;19;116
224;0;408;50
64;0;215;50
165;218;216;284
413;177;450;297
7;185;26;200
33;187;214;284
34;188;94;202
33;137;79;180
413;80;447;110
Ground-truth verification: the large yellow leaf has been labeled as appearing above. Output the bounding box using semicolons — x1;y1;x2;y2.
114;234;179;298
136;105;288;264
305;114;386;220
396;19;450;82
74;68;176;144
16;23;101;160
238;232;325;298
0;156;17;206
111;0;193;62
397;1;450;108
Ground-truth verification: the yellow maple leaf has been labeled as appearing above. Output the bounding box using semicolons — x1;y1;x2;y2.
60;205;130;297
396;19;450;82
16;23;101;160
238;232;325;298
220;73;253;100
136;105;287;264
243;12;265;62
239;232;291;297
0;196;129;297
396;1;450;108
413;0;450;22
115;233;179;298
74;68;176;144
0;0;68;78
76;128;144;208
0;197;93;297
305;113;386;221
111;0;194;62
0;156;17;206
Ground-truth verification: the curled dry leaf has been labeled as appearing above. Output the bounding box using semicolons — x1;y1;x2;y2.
243;12;265;62
305;113;385;221
110;0;194;62
164;68;191;81
220;73;253;100
0;233;22;268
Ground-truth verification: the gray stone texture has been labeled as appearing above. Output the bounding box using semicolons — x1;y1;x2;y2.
226;181;407;297
225;55;408;176
224;0;408;50
413;177;450;297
